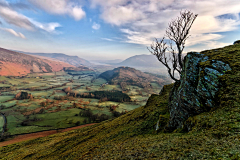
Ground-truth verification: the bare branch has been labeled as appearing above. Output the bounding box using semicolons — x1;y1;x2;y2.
166;10;197;69
147;38;179;82
148;10;197;82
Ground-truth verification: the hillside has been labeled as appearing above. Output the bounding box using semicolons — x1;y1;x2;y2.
115;54;165;68
0;47;74;76
25;52;92;67
1;43;240;159
99;66;171;89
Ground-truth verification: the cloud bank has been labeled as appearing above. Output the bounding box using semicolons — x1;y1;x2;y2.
0;0;61;34
0;4;34;30
91;0;240;49
28;0;86;21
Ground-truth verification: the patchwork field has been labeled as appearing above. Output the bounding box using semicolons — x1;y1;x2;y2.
0;71;163;136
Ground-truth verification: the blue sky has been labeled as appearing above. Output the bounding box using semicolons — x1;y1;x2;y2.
0;0;240;61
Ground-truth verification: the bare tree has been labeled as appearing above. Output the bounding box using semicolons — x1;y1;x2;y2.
148;10;198;82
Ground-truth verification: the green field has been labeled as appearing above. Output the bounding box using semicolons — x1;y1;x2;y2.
0;71;163;136
0;96;14;103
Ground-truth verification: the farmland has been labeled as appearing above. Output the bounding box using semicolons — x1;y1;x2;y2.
0;71;164;136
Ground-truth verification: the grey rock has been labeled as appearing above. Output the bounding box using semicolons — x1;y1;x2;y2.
166;52;231;131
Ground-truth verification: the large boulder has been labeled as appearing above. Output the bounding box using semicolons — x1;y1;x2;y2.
166;52;231;131
15;92;33;100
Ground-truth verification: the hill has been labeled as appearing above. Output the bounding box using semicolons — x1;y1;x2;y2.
24;52;92;67
99;66;171;89
0;47;74;76
115;54;165;68
1;43;240;159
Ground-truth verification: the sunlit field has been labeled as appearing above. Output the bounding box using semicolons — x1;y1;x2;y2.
0;71;163;136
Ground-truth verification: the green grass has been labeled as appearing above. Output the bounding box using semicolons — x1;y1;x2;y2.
1;100;17;108
130;95;148;101
28;108;85;129
83;98;99;105
0;84;11;87
23;102;40;110
117;103;142;111
0;96;14;103
92;78;107;85
9;126;54;135
28;90;54;97
51;92;66;97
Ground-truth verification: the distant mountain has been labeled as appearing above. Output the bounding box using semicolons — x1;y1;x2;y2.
0;47;74;76
116;54;165;68
99;66;171;89
91;59;123;64
17;51;92;67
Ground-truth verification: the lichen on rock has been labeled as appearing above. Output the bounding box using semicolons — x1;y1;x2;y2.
166;52;232;131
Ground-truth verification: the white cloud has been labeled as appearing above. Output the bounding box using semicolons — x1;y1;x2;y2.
185;41;232;53
18;32;26;39
101;38;114;41
0;5;34;30
92;22;100;30
71;6;85;21
100;6;144;26
90;0;240;49
31;21;61;33
28;0;86;21
1;27;26;39
186;34;223;46
205;41;232;49
0;1;61;34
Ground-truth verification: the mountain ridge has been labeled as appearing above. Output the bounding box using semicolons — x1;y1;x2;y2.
0;47;74;76
14;50;92;67
114;54;165;68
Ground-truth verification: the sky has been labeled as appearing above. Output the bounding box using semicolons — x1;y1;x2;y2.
0;0;240;61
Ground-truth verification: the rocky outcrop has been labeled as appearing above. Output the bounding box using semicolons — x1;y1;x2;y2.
15;92;33;100
165;52;231;131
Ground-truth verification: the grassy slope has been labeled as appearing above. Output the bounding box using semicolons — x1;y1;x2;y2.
1;44;240;159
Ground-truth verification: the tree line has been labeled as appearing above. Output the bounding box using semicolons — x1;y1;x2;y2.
63;88;131;102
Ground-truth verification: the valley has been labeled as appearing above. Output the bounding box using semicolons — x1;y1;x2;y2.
0;69;169;136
